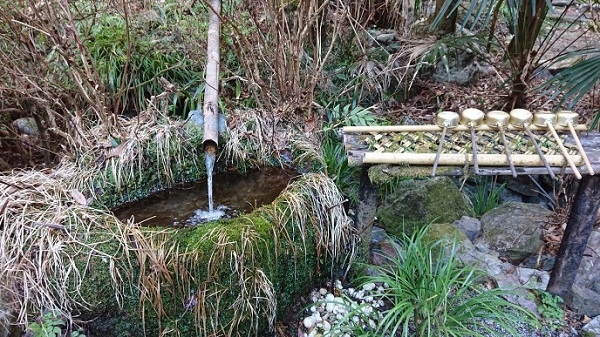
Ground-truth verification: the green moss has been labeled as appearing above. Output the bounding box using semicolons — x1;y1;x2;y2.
377;177;475;237
80;201;332;337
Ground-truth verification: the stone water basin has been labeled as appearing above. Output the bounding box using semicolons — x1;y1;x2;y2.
112;167;297;226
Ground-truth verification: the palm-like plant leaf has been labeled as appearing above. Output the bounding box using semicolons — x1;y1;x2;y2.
539;48;600;110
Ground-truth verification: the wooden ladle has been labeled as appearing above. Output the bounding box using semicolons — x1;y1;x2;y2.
460;108;485;175
486;110;517;178
556;110;594;175
432;111;459;176
509;109;556;180
533;112;581;179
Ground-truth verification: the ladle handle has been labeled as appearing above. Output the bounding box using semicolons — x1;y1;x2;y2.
470;126;479;175
432;126;448;177
567;122;595;175
498;125;517;178
547;123;582;179
523;126;557;180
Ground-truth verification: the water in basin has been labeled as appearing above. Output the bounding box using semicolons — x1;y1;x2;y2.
113;167;296;226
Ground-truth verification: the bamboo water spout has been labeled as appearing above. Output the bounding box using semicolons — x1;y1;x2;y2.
202;0;222;152
202;0;222;213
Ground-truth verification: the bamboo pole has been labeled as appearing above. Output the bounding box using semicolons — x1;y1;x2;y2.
362;153;584;167
202;0;221;150
342;124;587;133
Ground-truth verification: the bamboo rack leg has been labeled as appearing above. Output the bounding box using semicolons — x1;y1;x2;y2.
524;126;557;180
498;124;517;178
547;123;582;179
567;122;595;175
431;126;448;177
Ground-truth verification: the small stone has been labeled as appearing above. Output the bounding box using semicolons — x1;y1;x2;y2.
319;288;328;295
362;283;376;291
303;316;316;329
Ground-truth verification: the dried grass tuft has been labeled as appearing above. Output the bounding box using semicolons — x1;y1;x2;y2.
0;162;140;327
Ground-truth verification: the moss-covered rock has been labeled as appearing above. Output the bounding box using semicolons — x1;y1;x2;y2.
376;176;475;237
76;173;350;337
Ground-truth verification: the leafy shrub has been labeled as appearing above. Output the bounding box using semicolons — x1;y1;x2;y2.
535;290;565;330
28;312;86;337
347;225;538;336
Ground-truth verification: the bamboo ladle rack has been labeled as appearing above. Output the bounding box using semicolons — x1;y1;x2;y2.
342;109;594;179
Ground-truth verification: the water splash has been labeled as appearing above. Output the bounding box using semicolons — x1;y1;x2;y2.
187;205;228;225
205;151;216;212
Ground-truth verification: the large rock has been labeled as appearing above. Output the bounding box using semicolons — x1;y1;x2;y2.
567;229;600;317
582;315;600;337
475;202;550;263
576;229;600;293
376;176;475;237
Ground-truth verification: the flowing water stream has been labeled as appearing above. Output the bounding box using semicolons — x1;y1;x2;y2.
205;151;217;213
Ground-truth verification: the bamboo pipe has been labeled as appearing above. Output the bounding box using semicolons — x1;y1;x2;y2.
202;0;222;150
342;124;587;133
533;112;582;179
509;109;557;180
556;110;595;175
362;153;584;167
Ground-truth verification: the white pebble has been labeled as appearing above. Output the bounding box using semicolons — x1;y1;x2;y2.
322;320;331;331
303;316;316;329
319;288;328;295
326;302;336;312
362;283;376;291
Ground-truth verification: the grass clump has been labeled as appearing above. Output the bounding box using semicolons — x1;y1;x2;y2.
468;176;506;217
348;225;539;337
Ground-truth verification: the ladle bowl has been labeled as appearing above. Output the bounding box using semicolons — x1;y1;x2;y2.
436;111;459;128
533;112;557;127
509;109;533;128
460;108;484;127
556;110;579;126
486;110;510;127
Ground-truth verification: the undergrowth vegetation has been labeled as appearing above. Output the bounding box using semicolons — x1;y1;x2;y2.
345;226;539;336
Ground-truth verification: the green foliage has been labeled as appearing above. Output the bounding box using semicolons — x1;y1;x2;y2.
322;133;360;205
28;312;86;337
468;176;506;217
324;104;383;131
321;104;381;205
86;10;205;115
348;225;538;336
535;290;565;330
537;49;600;130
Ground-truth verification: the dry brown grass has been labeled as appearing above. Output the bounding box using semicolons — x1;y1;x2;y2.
0;162;140;328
